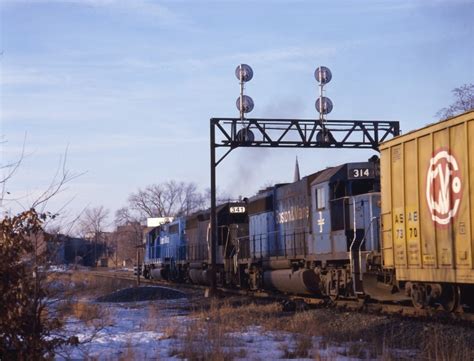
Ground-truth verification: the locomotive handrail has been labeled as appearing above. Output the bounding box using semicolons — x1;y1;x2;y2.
349;197;358;259
348;197;380;294
235;228;308;260
357;217;379;279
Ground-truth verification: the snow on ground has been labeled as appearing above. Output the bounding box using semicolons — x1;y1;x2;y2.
56;298;188;360
55;295;416;360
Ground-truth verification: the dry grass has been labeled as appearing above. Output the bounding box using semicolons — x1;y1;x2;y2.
71;302;104;325
171;300;308;360
55;298;111;340
176;299;474;361
159;324;180;340
50;271;132;329
169;314;241;360
141;303;161;332
420;326;472;361
117;338;136;361
190;299;283;332
49;271;135;300
279;333;313;359
48;273;474;361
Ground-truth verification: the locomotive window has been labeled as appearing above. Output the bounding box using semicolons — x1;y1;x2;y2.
332;180;346;199
351;179;375;195
316;188;326;209
169;224;179;234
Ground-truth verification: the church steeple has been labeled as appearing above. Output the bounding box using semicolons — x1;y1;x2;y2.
293;156;300;182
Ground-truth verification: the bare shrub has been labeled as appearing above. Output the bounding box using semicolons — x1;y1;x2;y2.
279;333;313;359
191;299;283;333
293;333;313;358
118;338;136;361
141;303;162;332
160;325;180;340
55;299;75;320
71;302;103;325
172;312;239;360
342;341;370;359
0;210;78;360
312;348;337;361
420;326;472;361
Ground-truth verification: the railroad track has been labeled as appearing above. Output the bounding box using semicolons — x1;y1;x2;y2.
85;269;474;324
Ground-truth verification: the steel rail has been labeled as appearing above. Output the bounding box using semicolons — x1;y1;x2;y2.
84;269;474;323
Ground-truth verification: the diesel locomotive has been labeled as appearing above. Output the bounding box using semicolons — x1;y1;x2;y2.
143;110;474;312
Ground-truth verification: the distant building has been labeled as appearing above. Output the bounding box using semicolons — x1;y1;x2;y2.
294;156;301;182
51;234;105;267
105;222;146;268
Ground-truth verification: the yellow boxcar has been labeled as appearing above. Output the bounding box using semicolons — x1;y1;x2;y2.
380;110;474;284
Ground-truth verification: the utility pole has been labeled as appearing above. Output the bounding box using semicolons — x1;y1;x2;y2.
136;244;141;286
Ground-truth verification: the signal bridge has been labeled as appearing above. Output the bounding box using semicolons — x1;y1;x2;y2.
211;117;400;166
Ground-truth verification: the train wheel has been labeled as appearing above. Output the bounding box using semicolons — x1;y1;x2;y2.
411;283;427;309
440;284;460;312
326;270;340;301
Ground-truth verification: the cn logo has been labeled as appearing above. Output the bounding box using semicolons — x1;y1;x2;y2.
426;149;462;225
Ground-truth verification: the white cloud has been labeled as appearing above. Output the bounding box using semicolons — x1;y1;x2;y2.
2;133;208;160
0;67;66;86
1;0;191;27
97;45;339;72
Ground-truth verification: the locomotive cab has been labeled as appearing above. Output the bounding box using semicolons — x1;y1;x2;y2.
311;161;380;258
310;161;381;297
142;218;187;282
143;226;161;279
185;201;249;287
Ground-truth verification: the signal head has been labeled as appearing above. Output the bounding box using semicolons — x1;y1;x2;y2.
235;64;253;82
314;66;332;84
236;95;254;113
315;97;333;115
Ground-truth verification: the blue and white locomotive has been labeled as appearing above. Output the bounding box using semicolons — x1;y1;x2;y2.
143;201;248;286
143;158;380;299
143;217;186;281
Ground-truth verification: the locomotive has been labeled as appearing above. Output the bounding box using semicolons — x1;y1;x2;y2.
143;110;474;312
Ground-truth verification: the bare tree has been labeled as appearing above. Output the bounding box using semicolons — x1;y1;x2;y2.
113;181;207;270
107;207;144;268
0;138;88;358
436;83;474;120
127;180;206;219
179;182;206;216
77;206;110;266
77;206;110;237
0;134;26;205
203;187;233;207
1;144;83;214
114;206;139;226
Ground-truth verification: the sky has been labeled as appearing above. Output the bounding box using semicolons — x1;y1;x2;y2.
1;0;473;227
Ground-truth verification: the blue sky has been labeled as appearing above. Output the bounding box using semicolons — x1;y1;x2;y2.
1;0;473;225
